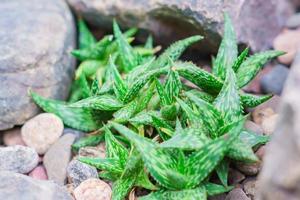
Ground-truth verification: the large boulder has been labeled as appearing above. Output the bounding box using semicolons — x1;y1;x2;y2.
0;171;73;200
0;0;76;130
258;49;300;199
67;0;293;53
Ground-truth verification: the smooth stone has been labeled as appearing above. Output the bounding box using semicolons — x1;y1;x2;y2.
74;178;112;200
21;113;64;154
252;95;281;113
63;128;85;142
252;107;276;125
244;120;263;135
2;128;25;146
235;160;261;176
67;160;98;187
0;0;76;130
286;13;300;29
67;0;293;54
273;29;300;65
258;49;300;199
0;145;38;173
78;143;106;158
261;114;279;135
225;188;250;200
260;64;289;95
28;165;48;180
44;134;75;185
0;171;72;200
228;168;246;185
243;178;257;199
255;145;266;160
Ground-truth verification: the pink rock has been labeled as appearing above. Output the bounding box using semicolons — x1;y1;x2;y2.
28;165;48;180
3;128;26;146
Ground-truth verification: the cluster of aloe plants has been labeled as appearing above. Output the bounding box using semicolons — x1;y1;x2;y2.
31;14;282;199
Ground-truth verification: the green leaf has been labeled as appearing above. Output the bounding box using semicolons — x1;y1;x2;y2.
31;92;105;131
241;93;273;108
113;20;138;72
216;159;229;186
213;13;238;80
161;104;177;121
213;67;241;124
232;47;249;72
75;60;103;79
91;78;100;96
227;139;258;163
185;89;214;103
164;69;182;103
204;182;233;196
112;177;135;200
175;61;223;94
79;157;123;174
145;35;153;49
69;95;123;111
152;35;203;70
78;74;91;99
240;130;269;148
72;134;104;152
78;19;96;49
187;92;224;138
236;50;285;88
126;58;155;84
139;186;207;200
155;78;171;106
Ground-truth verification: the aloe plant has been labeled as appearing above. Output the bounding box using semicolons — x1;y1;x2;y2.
30;15;280;199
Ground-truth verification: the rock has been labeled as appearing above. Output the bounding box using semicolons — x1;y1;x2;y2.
67;160;98;187
44;134;75;185
252;95;281;113
255;145;266;160
21;113;64;154
225;188;250;200
0;0;76;130
228;168;246;185
74;178;112;200
29;165;48;180
260;65;289;95
261;114;279;135
258;48;300;199
208;194;227;200
2;128;25;146
235;161;261;176
63;128;85;142
244;120;264;135
65;184;75;197
0;171;72;200
273;29;300;65
243;178;257;199
0;145;38;173
78;143;106;158
252;108;276;125
286;13;300;29
67;0;292;54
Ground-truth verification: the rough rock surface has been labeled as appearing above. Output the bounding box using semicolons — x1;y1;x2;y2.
0;145;39;174
258;49;300;199
21;113;64;154
0;171;72;200
44;134;75;185
67;0;292;54
0;0;76;130
225;188;250;200
67;160;98;187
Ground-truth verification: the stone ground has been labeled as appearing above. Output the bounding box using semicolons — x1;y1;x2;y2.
1;0;300;200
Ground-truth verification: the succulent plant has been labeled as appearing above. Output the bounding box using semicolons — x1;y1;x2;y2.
31;14;281;200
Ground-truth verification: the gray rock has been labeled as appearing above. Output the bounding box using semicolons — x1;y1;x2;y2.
63;128;85;142
228;168;246;185
67;160;98;187
225;188;250;200
286;13;300;29
0;145;38;173
243;178;257;200
67;0;293;54
235;161;261;176
260;65;289;95
0;0;76;130
0;171;72;200
44;134;75;185
244;120;264;135
78;143;106;158
258;49;300;199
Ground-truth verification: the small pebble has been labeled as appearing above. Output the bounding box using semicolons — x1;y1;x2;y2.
225;188;250;200
67;160;98;187
73;178;112;200
228;168;246;185
261;114;279;135
255;145;266;160
21;113;64;154
28;165;48;180
0;145;38;173
285;13;300;29
252;108;275;125
260;64;289;95
3;128;25;146
244;120;263;135
273;29;300;65
44;134;75;185
78;143;106;158
235;161;261;176
243;178;257;199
